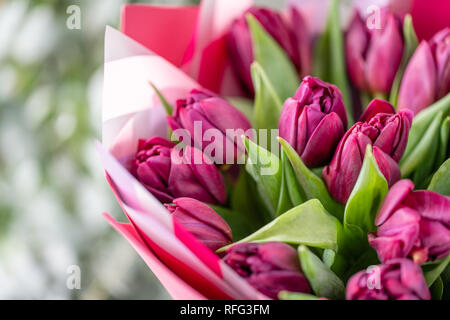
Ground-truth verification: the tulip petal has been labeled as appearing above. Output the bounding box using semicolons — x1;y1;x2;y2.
373;146;401;186
369;207;421;262
185;146;227;204
366;14;404;94
359;99;395;123
397;259;431;300
302;112;345;167
404;190;450;224
173;198;233;242
345;10;370;90
376;179;415;226
398;41;437;115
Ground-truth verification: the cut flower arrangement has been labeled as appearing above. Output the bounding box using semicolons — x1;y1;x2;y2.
99;0;450;300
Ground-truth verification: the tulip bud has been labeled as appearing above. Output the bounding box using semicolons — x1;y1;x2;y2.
345;10;404;94
369;179;450;264
323;100;413;203
227;7;311;94
398;28;450;115
346;259;430;300
223;242;311;299
279;76;348;168
165;198;232;252
129;137;176;203
130;137;227;205
167;89;253;165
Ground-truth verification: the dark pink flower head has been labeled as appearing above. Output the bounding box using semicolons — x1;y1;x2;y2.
323;100;413;203
369;179;450;264
227;6;311;94
279;76;347;168
165;198;232;252
167;89;252;165
130;137;227;205
346;259;430;300
223;242;311;299
398;28;450;115
345;9;404;94
130;137;176;203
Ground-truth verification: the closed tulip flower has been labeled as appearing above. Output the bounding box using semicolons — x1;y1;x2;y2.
398;28;450;115
345;10;404;95
279;76;347;168
369;179;450;264
223;242;311;299
165;198;232;252
130;137;227;205
167;89;253;165
346;259;430;300
323;100;413;203
227;6;311;94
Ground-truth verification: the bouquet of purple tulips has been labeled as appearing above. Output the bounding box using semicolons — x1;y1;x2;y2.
100;0;450;300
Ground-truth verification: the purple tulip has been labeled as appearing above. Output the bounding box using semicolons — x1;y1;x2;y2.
167;89;253;165
227;6;311;94
323;100;413;204
130;137;227;205
223;242;311;299
345;10;404;94
369;179;450;264
398;28;450;115
279;76;348;168
346;259;430;300
165;198;232;252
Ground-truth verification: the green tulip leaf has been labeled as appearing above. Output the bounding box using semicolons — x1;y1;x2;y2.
281;148;306;207
243;137;283;218
401;111;444;180
251;62;283;132
322;249;348;277
278;291;320;300
149;82;173;115
298;245;346;300
343;145;388;254
400;93;450;173
435;116;449;168
313;0;353;125
428;159;450;196
430;277;444;300
423;255;450;287
390;14;419;106
247;14;299;102
219;200;342;253
209;205;254;242
279;137;344;220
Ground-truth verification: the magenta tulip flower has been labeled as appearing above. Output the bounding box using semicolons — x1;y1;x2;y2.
346;259;430;300
130;137;227;205
279;76;348;168
345;9;404;95
223;242;311;299
167;89;253;165
165;198;232;252
227;6;311;94
369;179;450;264
398;28;450;115
323;100;413;204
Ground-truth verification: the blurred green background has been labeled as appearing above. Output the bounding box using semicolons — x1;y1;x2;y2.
0;0;202;300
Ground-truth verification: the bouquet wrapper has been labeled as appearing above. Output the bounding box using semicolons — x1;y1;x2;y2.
100;2;266;299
